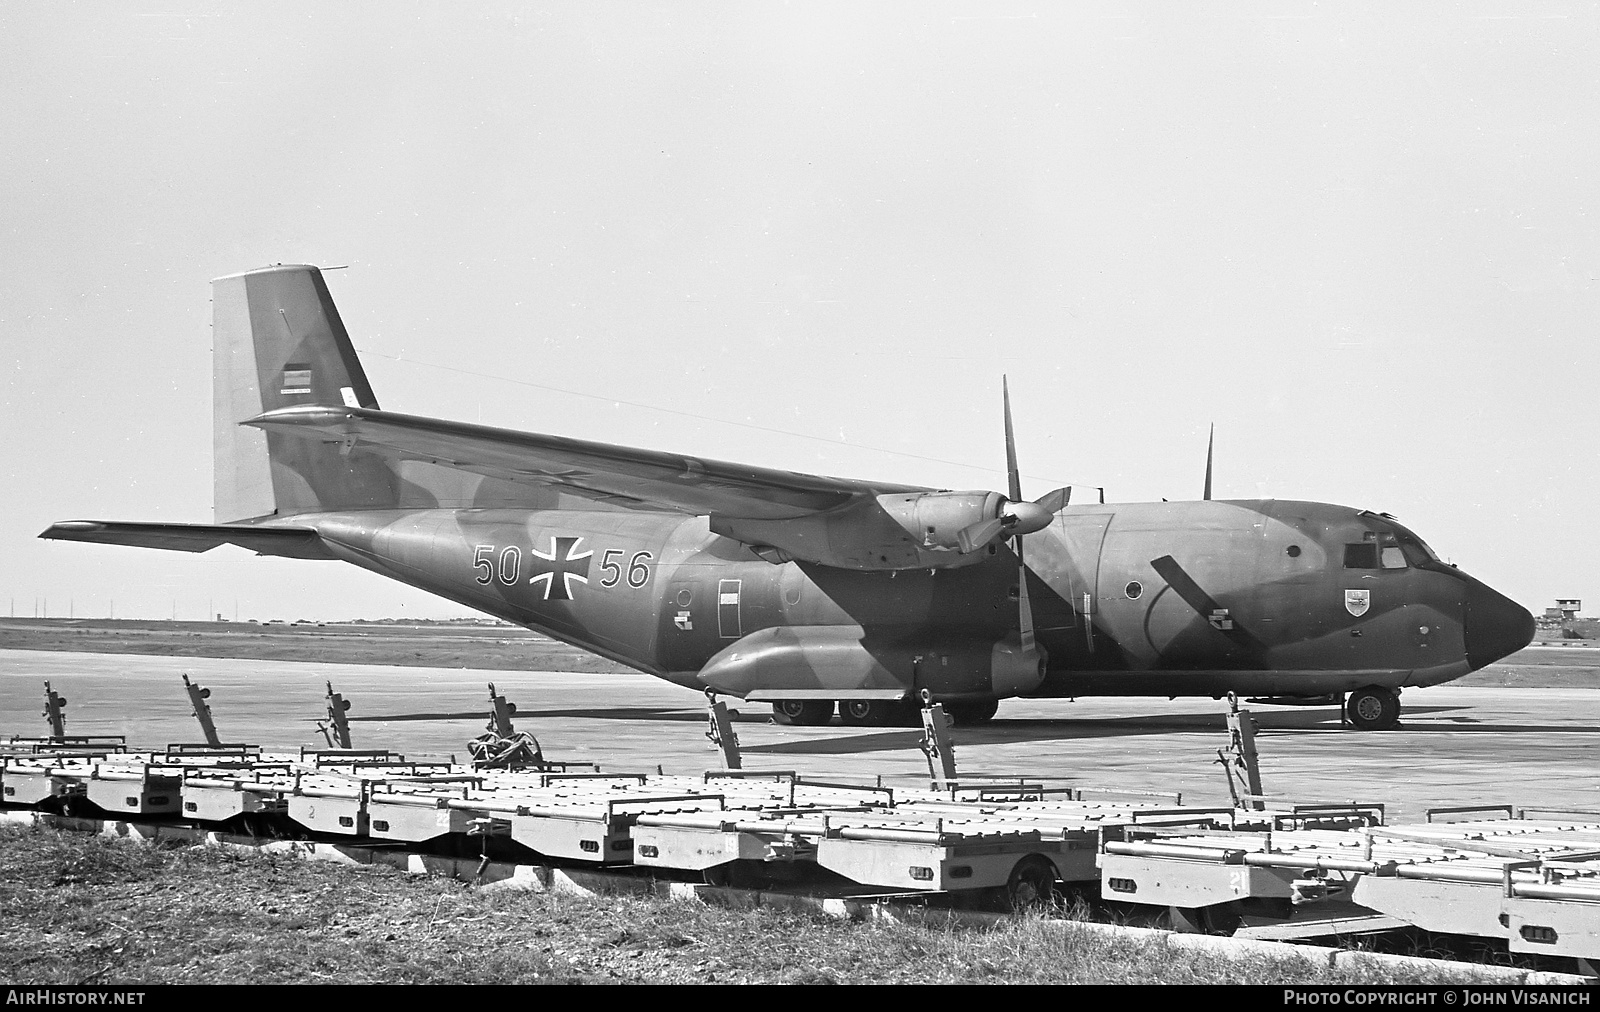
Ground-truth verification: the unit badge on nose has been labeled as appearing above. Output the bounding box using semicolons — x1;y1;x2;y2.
1344;589;1371;617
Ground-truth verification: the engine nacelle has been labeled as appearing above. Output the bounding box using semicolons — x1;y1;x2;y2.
876;491;1005;552
696;625;1047;700
711;491;1011;570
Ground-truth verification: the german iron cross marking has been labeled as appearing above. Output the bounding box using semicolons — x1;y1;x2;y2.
528;536;593;601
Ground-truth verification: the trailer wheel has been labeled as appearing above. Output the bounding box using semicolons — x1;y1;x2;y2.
772;700;835;726
1346;686;1400;731
1006;855;1059;912
702;862;759;888
943;698;1000;726
1168;903;1242;936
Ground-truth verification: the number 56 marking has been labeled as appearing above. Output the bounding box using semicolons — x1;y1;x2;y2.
599;550;654;589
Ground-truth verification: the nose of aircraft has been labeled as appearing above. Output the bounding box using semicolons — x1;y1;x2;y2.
1462;578;1536;671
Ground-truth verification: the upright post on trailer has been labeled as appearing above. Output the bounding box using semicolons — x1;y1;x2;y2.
1220;692;1264;810
467;683;545;770
918;691;958;789
487;682;517;738
317;681;353;749
41;681;67;740
182;674;223;747
704;689;741;770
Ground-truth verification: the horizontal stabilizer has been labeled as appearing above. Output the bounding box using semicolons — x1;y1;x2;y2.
39;521;336;560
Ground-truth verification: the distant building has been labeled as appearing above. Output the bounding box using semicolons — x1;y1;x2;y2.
1557;599;1582;620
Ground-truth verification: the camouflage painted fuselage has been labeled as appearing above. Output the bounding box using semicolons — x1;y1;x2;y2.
291;496;1527;701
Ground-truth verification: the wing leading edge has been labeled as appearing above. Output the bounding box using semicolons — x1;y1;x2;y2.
244;404;930;521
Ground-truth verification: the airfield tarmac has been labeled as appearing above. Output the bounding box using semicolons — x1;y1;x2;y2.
3;647;1595;824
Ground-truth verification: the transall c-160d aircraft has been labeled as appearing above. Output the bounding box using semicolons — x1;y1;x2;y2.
42;265;1535;731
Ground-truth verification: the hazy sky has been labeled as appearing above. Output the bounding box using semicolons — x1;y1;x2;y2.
2;3;1596;621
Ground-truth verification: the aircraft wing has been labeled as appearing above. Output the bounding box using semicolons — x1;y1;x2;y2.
245;404;930;520
39;521;337;559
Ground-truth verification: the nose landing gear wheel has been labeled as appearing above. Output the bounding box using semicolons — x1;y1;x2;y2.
1346;686;1401;730
771;700;835;726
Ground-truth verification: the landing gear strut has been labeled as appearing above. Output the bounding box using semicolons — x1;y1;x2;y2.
1346;686;1401;731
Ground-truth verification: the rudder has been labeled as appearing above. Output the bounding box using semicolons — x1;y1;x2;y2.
213;265;397;521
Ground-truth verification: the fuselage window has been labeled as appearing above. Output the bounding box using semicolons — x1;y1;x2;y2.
1344;543;1378;569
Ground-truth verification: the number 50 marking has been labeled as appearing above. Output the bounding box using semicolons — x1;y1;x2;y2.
474;545;521;586
599;549;654;589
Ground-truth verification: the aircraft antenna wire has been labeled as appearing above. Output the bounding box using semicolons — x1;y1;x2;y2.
357;348;1096;490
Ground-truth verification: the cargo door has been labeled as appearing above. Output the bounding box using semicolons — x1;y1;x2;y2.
1026;512;1113;655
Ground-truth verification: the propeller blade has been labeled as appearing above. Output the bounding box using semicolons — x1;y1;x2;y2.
1015;536;1036;654
1000;378;1044;676
1032;486;1071;514
1002;376;1022;503
1203;423;1214;501
957;516;1005;555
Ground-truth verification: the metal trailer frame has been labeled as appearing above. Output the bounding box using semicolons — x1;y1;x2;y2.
1097;808;1600;963
3;739;1597;964
179;765;295;822
1;755;105;806
85;765;184;816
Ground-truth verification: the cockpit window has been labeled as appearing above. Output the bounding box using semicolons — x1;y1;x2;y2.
1358;511;1442;565
1349;520;1431;571
1399;541;1431;566
1344;544;1378;569
1405;534;1441;562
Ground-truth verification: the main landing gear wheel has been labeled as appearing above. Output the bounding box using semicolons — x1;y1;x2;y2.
942;698;1000;726
771;700;835;726
1346;686;1401;731
839;700;896;727
1006;855;1059;912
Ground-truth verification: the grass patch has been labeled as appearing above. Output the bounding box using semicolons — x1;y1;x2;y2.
0;823;1513;985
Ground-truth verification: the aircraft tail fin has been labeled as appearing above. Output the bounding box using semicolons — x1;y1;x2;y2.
212;265;398;521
